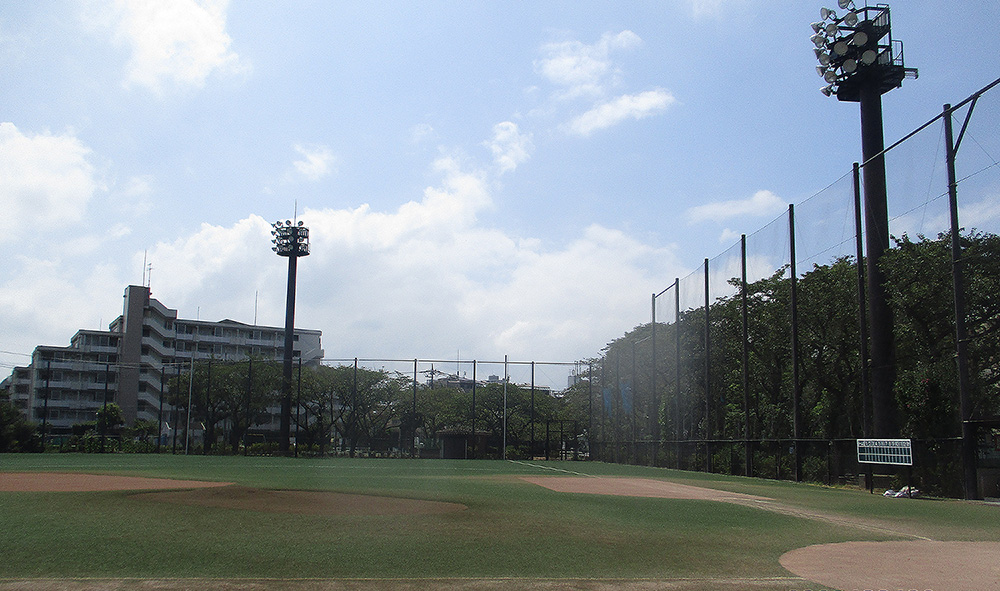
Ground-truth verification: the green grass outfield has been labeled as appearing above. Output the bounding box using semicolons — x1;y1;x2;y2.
1;455;999;588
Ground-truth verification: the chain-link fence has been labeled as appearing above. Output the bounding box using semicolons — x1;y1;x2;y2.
591;78;1000;498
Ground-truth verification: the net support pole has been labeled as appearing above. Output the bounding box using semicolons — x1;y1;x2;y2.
944;102;979;500
790;204;802;482
651;292;658;465
704;258;712;473
674;277;681;469
471;360;477;459
741;234;751;476
412;359;418;458
854;162;874;492
530;361;535;458
588;362;593;454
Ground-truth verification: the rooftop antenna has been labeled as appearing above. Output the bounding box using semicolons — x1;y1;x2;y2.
141;250;147;286
254;290;259;325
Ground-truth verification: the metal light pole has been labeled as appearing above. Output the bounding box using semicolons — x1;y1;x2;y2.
812;1;916;438
272;219;310;454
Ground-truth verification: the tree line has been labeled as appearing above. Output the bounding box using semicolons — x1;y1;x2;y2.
154;358;567;458
555;232;1000;495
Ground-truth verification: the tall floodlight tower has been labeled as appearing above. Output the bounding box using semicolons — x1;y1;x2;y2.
812;1;916;438
272;219;310;453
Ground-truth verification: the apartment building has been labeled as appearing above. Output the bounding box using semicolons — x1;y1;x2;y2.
3;285;323;435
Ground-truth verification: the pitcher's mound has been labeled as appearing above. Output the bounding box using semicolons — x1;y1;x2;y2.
135;486;468;516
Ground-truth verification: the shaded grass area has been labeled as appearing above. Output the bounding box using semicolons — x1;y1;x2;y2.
1;455;997;580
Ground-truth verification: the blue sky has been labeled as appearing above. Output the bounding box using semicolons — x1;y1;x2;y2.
2;1;999;380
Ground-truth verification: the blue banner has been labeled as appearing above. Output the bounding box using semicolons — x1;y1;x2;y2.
602;386;612;413
620;381;633;414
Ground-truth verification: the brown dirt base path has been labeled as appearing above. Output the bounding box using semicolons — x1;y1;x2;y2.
0;472;232;492
520;476;771;503
523;475;1000;591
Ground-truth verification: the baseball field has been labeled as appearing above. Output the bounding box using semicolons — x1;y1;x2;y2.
1;454;998;590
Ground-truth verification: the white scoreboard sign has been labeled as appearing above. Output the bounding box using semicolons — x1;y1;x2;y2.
857;438;913;466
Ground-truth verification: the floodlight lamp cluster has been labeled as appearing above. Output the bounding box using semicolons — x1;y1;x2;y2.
271;219;310;257
811;1;913;101
812;1;876;97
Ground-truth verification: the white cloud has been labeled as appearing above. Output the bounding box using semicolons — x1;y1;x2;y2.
890;193;1000;239
108;174;155;218
567;89;676;136
535;31;642;99
410;123;437;144
130;157;682;371
139;216;273;307
684;0;751;18
485;121;533;174
718;228;741;244
0;126;685;385
464;224;678;356
101;0;246;92
685;190;786;224
0;261;125;356
291;143;337;182
534;31;676;137
0;122;100;243
122;175;153;198
960;195;1000;229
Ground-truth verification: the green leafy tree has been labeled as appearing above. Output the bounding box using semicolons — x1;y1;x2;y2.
292;363;339;454
0;399;41;452
96;402;125;434
883;232;1000;439
417;386;469;444
206;357;280;453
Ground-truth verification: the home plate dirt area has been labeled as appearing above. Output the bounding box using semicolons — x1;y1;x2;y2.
3;472;999;590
